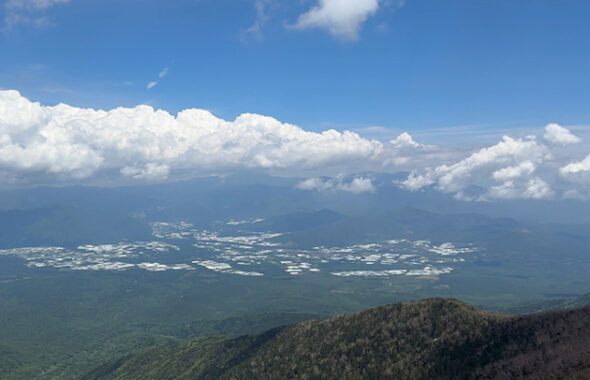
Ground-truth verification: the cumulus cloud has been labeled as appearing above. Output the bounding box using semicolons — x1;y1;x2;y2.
523;177;553;199
400;171;434;192
492;161;535;182
559;155;590;198
390;132;420;148
297;175;375;194
292;0;381;40
401;135;553;200
544;123;581;145
560;154;590;176
1;89;588;200
487;177;553;200
380;132;436;167
0;90;382;184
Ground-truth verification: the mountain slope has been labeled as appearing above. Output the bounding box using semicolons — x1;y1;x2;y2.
86;298;590;379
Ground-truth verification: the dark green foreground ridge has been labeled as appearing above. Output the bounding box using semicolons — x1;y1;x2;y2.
86;298;590;380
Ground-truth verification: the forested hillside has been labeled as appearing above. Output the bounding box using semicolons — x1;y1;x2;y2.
87;298;590;379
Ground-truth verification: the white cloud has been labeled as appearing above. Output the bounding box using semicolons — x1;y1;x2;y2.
486;177;553;200
297;175;375;194
342;177;375;193
0;90;382;184
486;180;519;200
400;171;435;191
1;89;589;200
146;81;158;90
296;177;330;191
492;161;535;182
560;154;590;175
544;123;581;145
435;136;548;194
390;132;420;148
401;135;554;200
523;177;553;199
381;132;437;167
292;0;381;40
558;154;590;199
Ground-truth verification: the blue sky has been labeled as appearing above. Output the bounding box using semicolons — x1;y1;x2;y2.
2;0;590;137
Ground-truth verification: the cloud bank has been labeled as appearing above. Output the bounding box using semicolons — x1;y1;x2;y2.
401;125;586;201
1;90;588;201
0;90;383;184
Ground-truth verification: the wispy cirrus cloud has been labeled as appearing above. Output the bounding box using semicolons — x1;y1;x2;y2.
241;0;271;41
5;0;71;10
3;0;71;29
146;67;169;90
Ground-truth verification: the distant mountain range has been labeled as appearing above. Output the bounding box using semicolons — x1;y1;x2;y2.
3;172;590;225
87;298;590;379
502;292;590;315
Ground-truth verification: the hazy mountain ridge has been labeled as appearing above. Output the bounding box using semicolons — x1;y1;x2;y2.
86;298;590;380
0;206;152;248
502;292;590;315
4;173;590;225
